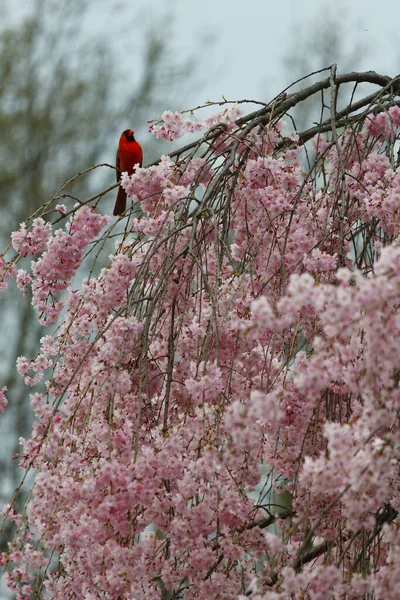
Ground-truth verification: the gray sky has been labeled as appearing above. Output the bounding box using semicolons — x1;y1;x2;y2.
96;0;399;108
6;0;398;112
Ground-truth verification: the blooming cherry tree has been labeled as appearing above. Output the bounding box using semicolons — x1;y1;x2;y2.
1;67;400;599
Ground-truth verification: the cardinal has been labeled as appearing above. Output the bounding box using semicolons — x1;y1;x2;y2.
113;129;143;216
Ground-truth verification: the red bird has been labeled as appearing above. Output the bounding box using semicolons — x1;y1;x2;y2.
113;129;143;216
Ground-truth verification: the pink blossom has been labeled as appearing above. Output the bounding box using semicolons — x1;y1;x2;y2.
28;207;109;324
150;110;187;141
40;335;58;356
0;257;16;291
11;218;52;258
366;109;400;139
0;386;7;413
2;94;400;599
203;105;243;128
15;269;32;295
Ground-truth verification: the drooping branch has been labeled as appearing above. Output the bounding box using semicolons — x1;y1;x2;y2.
3;67;400;600
69;69;400;214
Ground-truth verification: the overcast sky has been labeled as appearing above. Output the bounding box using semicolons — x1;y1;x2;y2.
95;0;399;108
5;0;399;116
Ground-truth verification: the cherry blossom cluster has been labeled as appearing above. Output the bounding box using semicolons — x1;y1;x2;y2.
1;94;400;599
148;105;243;141
11;206;109;324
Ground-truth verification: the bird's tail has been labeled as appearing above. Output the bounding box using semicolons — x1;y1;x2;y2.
113;186;127;216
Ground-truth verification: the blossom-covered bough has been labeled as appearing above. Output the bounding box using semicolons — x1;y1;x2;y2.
1;66;400;599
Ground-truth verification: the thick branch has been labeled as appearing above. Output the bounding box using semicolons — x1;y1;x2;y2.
80;70;400;212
